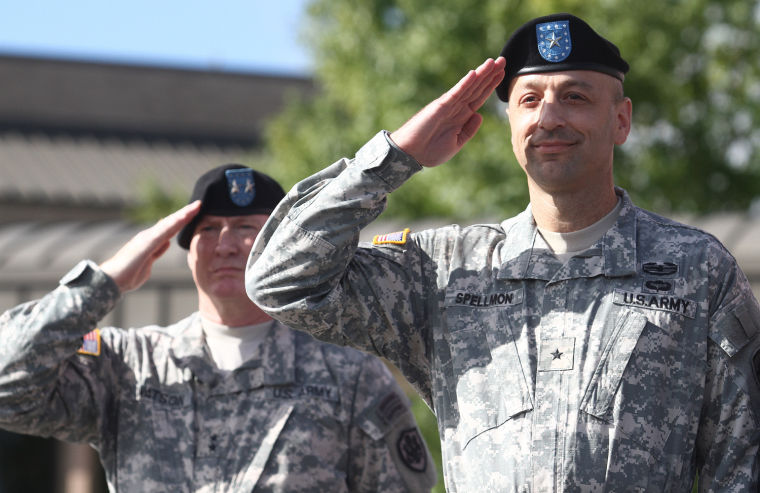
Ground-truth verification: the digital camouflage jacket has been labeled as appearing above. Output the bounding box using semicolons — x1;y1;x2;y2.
247;131;760;492
0;260;436;492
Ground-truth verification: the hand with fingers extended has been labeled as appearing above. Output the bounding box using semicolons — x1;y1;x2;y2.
390;57;506;167
100;201;202;293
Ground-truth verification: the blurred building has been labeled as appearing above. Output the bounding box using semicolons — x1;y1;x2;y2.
0;53;313;493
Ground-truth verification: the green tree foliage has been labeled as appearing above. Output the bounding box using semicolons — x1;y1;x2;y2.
266;0;760;220
126;178;188;224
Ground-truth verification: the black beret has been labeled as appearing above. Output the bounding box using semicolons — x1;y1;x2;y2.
495;13;629;102
177;164;285;249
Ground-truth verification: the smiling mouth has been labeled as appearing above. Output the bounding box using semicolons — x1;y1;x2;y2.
532;142;575;153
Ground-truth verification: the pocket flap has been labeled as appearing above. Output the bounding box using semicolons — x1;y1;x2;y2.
581;309;648;417
710;298;760;357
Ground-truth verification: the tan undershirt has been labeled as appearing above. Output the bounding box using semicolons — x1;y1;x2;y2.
201;317;273;371
537;198;622;264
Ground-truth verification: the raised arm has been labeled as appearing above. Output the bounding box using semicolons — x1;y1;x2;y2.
0;201;200;441
247;59;504;402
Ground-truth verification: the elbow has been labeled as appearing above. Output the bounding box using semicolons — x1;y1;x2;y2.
244;242;278;310
245;268;272;311
244;259;296;315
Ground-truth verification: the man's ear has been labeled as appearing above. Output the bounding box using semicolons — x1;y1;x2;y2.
614;97;632;146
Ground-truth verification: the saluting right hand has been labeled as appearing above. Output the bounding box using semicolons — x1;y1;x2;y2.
100;201;201;293
389;57;506;167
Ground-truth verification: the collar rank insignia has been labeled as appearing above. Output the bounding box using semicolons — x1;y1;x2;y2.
373;228;410;245
536;20;572;63
225;168;255;207
78;329;101;356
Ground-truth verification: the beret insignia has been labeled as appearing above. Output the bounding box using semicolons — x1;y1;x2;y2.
537;20;572;62
225;168;255;207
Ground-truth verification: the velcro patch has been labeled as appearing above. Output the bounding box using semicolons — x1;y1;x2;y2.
77;329;101;356
373;228;410;245
538;337;575;371
376;392;406;425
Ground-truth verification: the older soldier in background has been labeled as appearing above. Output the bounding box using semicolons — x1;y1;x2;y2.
0;164;436;492
247;13;760;492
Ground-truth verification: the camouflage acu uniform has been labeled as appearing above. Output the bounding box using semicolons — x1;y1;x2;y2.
0;259;436;492
247;131;760;492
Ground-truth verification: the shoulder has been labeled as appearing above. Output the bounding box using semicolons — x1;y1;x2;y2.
95;313;197;354
414;221;507;244
395;221;509;266
634;207;735;260
293;329;382;374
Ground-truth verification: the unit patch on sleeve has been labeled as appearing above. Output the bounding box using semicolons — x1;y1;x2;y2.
77;329;101;356
373;228;410;245
396;428;427;472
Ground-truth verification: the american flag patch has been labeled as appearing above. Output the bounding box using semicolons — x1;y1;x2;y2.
78;329;101;356
372;228;410;245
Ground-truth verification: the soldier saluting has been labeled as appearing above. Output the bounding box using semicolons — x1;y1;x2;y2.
247;13;760;492
0;165;436;492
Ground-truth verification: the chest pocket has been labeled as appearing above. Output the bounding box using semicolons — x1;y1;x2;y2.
136;384;193;486
444;297;533;448
579;308;694;466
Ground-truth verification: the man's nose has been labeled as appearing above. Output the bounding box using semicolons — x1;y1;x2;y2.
537;99;565;130
215;226;240;254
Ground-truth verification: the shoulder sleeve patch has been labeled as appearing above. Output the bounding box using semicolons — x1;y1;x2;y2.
77;329;101;356
397;427;428;472
372;228;410;246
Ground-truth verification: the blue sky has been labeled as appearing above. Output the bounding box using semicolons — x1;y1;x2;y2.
0;0;312;76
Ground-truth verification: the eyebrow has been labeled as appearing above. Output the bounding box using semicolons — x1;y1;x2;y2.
200;217;265;227
196;219;220;227
518;78;596;93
